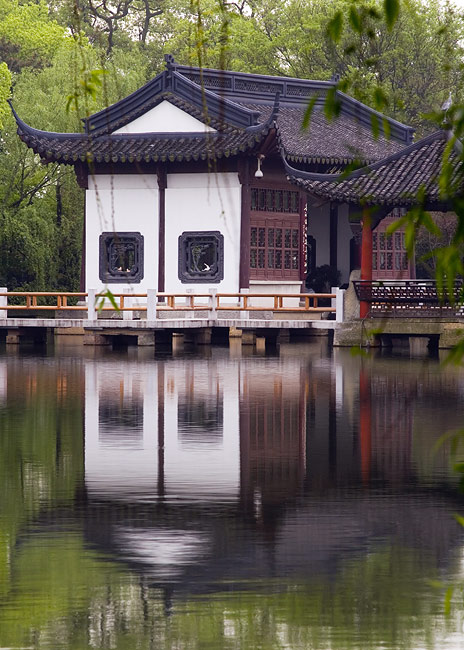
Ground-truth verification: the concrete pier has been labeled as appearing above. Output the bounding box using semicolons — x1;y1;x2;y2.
0;317;336;349
333;318;464;349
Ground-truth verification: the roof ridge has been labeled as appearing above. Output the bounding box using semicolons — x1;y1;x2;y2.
85;68;261;135
174;59;414;144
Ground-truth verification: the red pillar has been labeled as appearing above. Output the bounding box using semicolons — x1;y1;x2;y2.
360;207;372;319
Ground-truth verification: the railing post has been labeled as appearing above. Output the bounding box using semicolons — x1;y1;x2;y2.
209;288;218;321
333;287;345;323
186;288;194;319
122;295;133;320
87;288;97;321
0;287;7;318
241;288;249;320
147;289;157;321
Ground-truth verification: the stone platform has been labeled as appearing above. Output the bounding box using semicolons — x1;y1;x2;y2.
334;318;464;349
0;318;336;347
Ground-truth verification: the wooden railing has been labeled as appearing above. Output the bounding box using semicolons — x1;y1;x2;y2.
353;280;464;317
0;289;343;320
0;292;88;310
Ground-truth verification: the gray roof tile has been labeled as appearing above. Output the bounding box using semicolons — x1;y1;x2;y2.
286;131;462;207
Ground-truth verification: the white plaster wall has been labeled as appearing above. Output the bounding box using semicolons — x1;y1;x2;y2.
86;174;159;298
308;202;330;269
113;100;215;134
249;281;302;307
165;172;242;294
337;203;353;284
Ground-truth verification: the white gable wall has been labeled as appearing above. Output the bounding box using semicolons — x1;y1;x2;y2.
164;172;242;294
86;174;159;297
113;100;216;134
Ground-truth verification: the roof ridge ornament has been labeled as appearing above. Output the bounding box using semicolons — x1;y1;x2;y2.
164;54;177;71
164;54;177;91
245;92;280;133
270;91;280;122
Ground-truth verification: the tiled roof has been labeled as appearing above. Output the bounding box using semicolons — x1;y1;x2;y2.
10;56;414;169
11;99;270;165
177;62;414;146
244;103;405;164
286;131;462;207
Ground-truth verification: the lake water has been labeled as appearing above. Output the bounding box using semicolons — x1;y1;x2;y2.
1;338;464;649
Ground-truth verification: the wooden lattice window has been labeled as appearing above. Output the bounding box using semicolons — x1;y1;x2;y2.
251;188;300;213
250;188;301;280
372;217;409;279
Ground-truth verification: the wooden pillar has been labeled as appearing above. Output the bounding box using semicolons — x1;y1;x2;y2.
74;162;89;293
329;202;338;269
299;193;307;283
157;166;167;294
360;207;372;319
80;204;86;293
238;159;251;290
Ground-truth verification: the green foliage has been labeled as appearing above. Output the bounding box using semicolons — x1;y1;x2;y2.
327;10;343;42
0;0;66;71
0;62;11;128
66;67;107;115
384;0;400;30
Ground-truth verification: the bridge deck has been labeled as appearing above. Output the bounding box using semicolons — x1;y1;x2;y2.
0;318;336;331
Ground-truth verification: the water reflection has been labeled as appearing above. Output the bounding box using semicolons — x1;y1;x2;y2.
0;344;463;649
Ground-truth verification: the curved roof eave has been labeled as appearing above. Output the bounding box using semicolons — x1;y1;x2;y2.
8;100;273;166
282;130;446;183
282;130;461;208
9;100;87;141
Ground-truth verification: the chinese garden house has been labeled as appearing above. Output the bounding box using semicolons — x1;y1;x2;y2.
11;55;453;300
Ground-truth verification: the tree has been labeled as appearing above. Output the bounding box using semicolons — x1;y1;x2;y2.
415;213;458;279
0;0;66;72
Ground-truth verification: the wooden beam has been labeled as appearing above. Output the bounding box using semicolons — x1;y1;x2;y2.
299;193;307;283
329;202;338;269
80;194;86;292
157;166;167;294
360;206;372;319
238;159;251;290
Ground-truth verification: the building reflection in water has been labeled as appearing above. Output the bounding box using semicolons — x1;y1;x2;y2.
79;347;464;587
85;357;240;504
239;364;307;515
